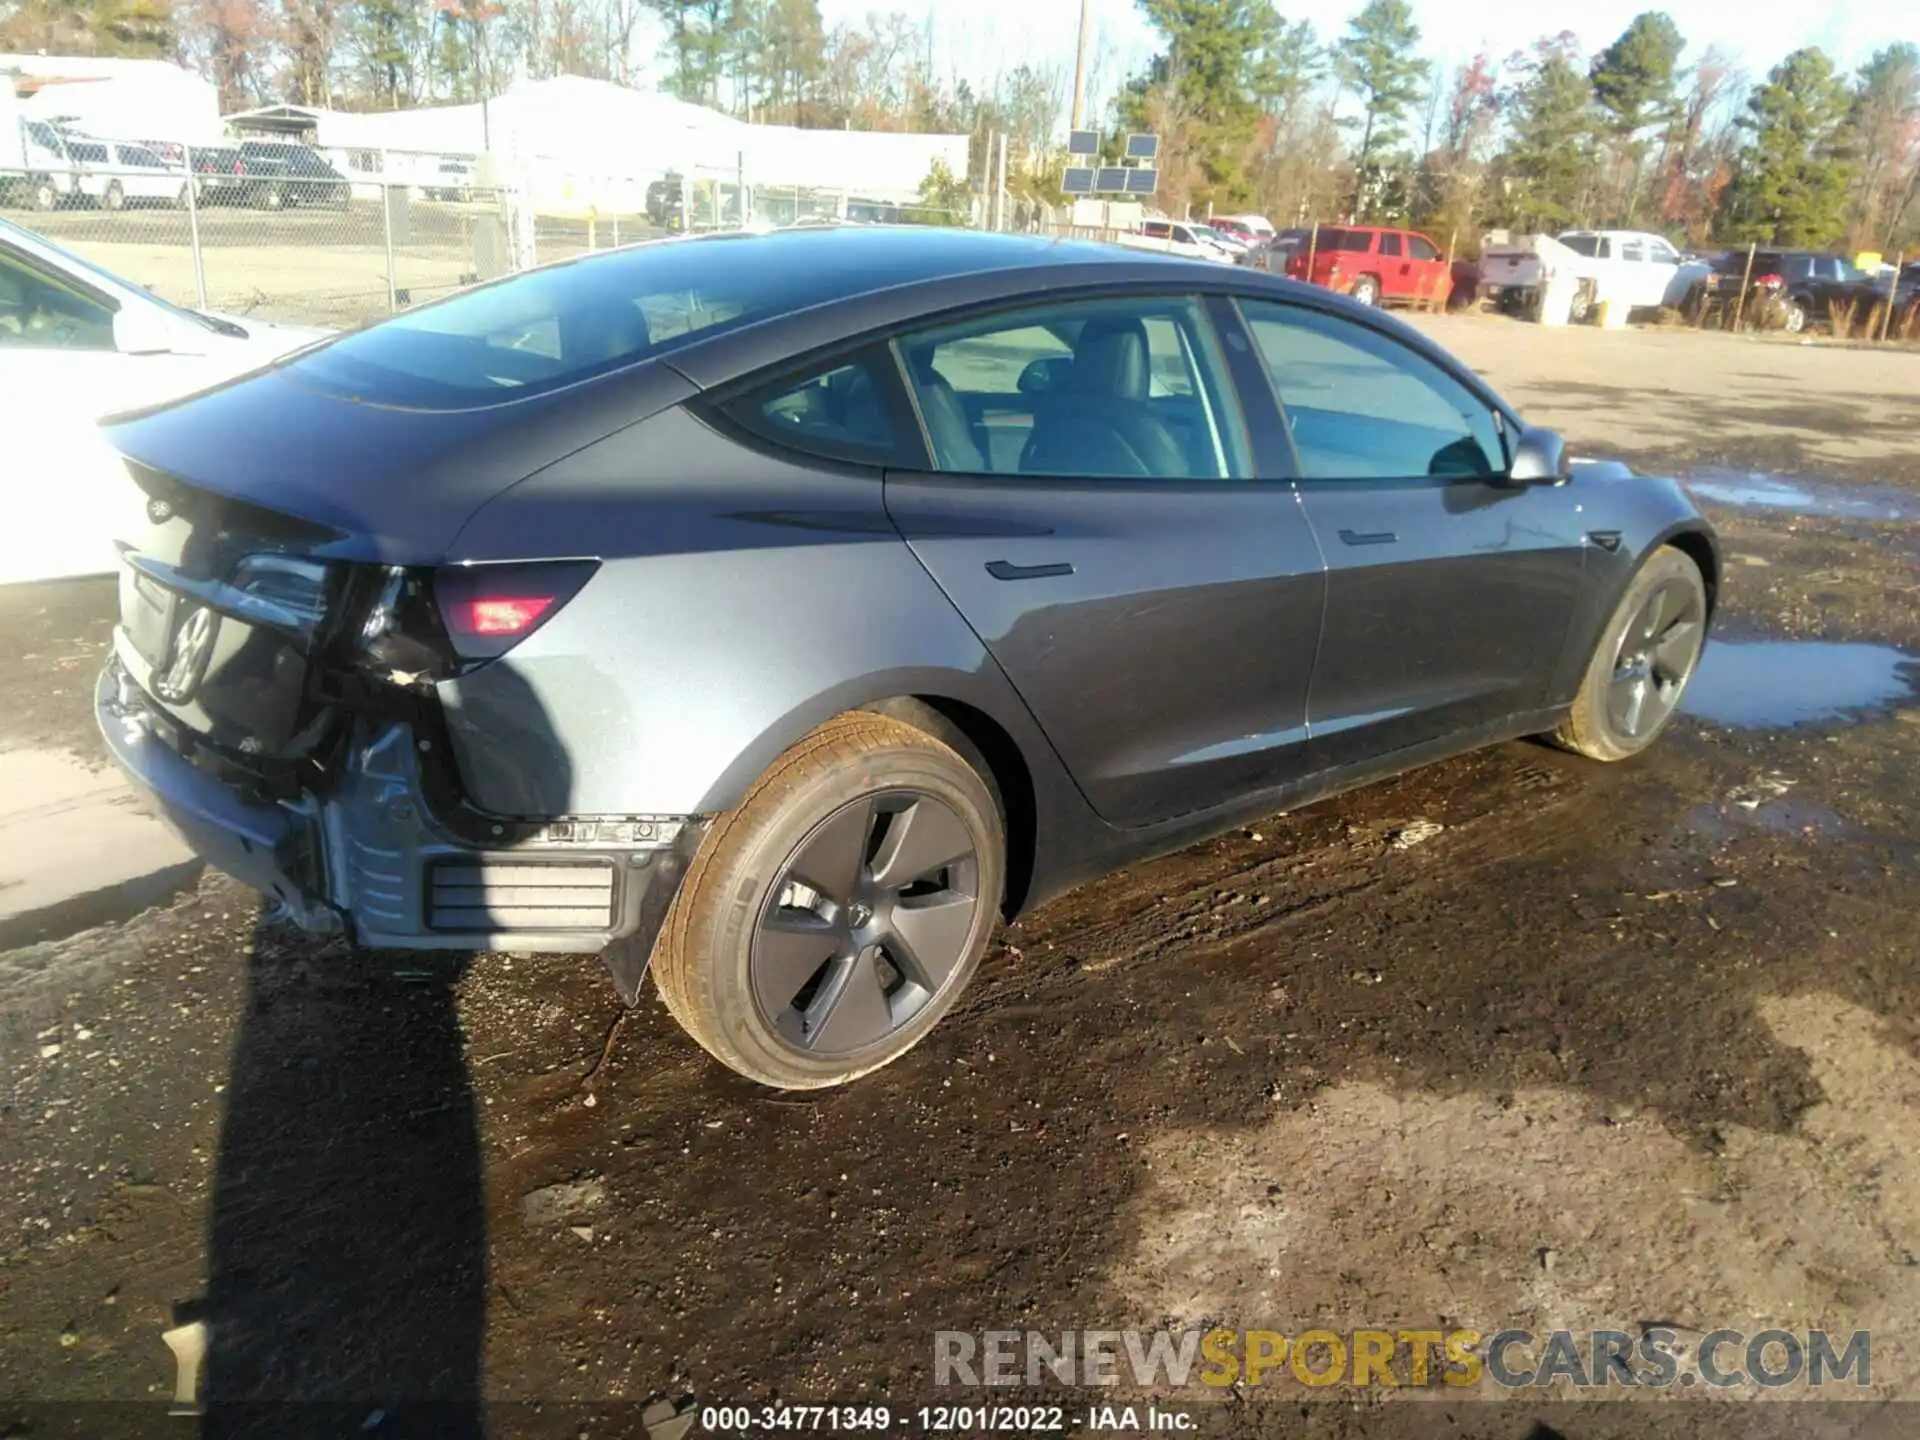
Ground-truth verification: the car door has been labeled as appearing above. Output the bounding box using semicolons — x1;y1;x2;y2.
1376;231;1409;299
1237;297;1587;769
1407;233;1448;307
883;291;1327;827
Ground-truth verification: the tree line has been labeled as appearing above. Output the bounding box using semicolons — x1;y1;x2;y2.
1122;0;1919;252
6;0;1915;251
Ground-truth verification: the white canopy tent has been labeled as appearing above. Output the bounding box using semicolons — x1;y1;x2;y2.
3;56;223;142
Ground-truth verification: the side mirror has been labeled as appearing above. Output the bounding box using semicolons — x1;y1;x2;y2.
113;307;188;357
1507;426;1571;485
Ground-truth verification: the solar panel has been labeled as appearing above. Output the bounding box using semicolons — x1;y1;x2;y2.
1124;133;1159;161
1124;167;1158;195
1067;129;1100;157
1061;166;1096;196
1094;167;1130;193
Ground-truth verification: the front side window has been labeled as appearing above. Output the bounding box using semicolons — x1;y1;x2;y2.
722;350;906;466
1622;240;1647;262
1409;235;1439;261
1242;300;1504;481
897;295;1251;481
1379;233;1403;257
1648;239;1679;264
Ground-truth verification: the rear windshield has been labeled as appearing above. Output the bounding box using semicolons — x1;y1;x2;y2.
285;236;872;409
1318;229;1374;253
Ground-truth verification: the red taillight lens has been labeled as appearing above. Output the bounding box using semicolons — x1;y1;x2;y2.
462;596;553;636
1755;273;1783;288
435;560;599;661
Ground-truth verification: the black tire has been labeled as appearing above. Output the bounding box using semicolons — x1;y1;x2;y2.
1783;297;1809;334
653;713;1005;1089
263;182;284;210
1552;546;1708;761
1351;275;1381;307
1568;283;1595;324
31;177;57;212
102;180;124;212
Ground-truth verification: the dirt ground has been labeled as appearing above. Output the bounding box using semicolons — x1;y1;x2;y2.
3;315;1920;1439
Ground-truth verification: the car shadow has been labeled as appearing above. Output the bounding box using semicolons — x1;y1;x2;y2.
200;926;485;1439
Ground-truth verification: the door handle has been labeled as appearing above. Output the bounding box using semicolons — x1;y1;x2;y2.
1337;528;1397;547
985;559;1074;581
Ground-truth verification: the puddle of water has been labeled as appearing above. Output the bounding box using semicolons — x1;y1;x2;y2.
1684;467;1913;522
1681;640;1920;728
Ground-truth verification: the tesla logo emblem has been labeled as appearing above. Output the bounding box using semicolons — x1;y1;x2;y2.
154;604;219;704
146;498;175;525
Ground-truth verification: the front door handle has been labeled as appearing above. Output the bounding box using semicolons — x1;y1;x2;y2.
1337;528;1398;547
986;559;1074;581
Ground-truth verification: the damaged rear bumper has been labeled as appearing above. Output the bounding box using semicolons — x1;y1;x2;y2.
97;656;706;993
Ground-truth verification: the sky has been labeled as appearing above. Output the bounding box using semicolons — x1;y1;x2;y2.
814;0;1915;117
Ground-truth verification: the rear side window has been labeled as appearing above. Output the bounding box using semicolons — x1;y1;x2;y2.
1320;229;1374;253
1561;235;1599;257
721;348;914;467
1379;233;1403;258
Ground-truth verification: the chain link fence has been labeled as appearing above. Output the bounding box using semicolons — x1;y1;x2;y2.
6;141;976;332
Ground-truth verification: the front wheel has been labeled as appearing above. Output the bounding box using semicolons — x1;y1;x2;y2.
652;714;1005;1089
1552;546;1708;761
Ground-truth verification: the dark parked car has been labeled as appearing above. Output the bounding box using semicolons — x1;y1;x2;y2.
1697;250;1881;333
233;140;351;210
95;228;1718;1089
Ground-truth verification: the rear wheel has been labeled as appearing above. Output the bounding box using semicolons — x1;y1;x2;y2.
653;714;1005;1089
263;182;284;210
31;176;57;212
1350;275;1381;306
102;180;124;212
1552;546;1708;761
1783;297;1809;333
176;181;192;209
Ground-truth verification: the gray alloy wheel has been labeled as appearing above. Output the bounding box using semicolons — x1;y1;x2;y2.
103;180;124;212
1351;275;1381;306
1783;298;1809;333
264;182;284;210
653;713;1004;1089
752;790;981;1058
1568;285;1594;323
32;177;57;211
1553;546;1708;761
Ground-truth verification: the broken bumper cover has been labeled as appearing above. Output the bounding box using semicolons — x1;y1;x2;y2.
96;659;707;983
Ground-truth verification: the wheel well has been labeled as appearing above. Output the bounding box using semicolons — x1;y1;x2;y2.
1665;530;1719;618
857;695;1037;919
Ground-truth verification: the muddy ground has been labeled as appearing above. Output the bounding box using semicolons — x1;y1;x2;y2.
2;317;1918;1439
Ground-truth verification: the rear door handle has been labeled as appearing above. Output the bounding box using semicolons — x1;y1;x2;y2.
986;560;1074;581
1337;528;1397;547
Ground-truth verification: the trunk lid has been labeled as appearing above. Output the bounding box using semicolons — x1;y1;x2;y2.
103;358;693;761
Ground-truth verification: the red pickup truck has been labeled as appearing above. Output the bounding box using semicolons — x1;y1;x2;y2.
1285;225;1452;308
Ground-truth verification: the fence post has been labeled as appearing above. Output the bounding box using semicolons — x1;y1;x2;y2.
1879;250;1904;343
1441;226;1457;314
1305;221;1319;287
1731;240;1756;331
183;142;208;311
381;177;399;314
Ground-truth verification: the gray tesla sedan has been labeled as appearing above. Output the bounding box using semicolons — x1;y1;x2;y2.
96;227;1717;1088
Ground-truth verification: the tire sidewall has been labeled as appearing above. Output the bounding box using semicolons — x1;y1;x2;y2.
679;733;1003;1088
1568;548;1707;760
1353;277;1380;306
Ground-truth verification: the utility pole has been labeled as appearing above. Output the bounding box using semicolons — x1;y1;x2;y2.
1070;0;1092;131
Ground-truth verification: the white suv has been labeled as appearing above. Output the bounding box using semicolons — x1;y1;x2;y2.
68;139;186;210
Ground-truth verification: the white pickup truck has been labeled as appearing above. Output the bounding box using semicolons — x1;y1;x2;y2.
1477;229;1706;322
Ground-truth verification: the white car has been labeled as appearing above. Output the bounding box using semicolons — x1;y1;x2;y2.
66;139;187;210
1479;228;1707;321
0;219;331;584
1114;220;1237;265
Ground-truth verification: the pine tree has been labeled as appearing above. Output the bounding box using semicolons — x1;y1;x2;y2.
1590;11;1684;222
1333;0;1428;214
1497;34;1598;229
1722;47;1854;247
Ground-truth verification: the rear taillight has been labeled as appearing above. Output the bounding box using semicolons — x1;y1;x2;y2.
434;560;598;661
1754;272;1783;289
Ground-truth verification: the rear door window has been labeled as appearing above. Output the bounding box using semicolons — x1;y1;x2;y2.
1321;229;1374;253
896;296;1252;480
1379;233;1403;257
